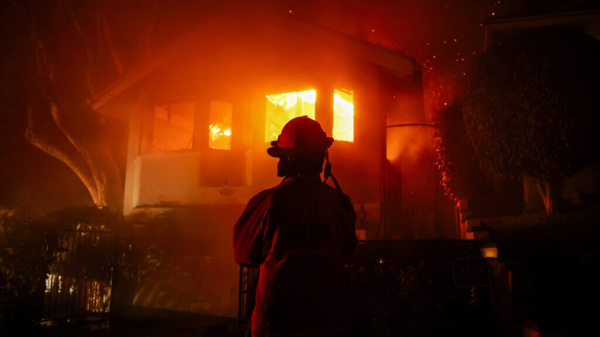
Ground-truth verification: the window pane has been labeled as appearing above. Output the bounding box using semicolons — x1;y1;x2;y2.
265;90;316;142
209;101;233;150
333;89;354;142
152;103;194;151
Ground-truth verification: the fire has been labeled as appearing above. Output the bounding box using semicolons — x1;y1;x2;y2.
266;90;316;109
333;89;354;142
265;89;354;142
265;90;316;142
209;124;232;150
209;101;233;150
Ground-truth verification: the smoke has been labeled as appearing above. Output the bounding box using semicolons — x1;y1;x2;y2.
387;125;435;164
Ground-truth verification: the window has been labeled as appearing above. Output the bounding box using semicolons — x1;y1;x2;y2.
152;103;194;152
265;90;316;142
333;89;354;142
209;101;233;150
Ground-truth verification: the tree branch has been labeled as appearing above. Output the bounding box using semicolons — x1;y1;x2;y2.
101;11;123;76
534;179;548;212
534;178;558;215
25;96;99;204
19;0;124;210
49;96;123;209
28;15;54;83
8;0;23;13
138;0;159;61
66;3;94;68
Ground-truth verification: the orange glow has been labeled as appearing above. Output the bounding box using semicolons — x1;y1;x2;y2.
333;89;354;142
152;103;194;152
209;101;232;150
481;247;498;259
265;90;316;142
387;126;435;163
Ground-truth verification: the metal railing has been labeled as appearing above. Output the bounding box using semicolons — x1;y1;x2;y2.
237;240;488;336
238;265;259;332
43;230;119;321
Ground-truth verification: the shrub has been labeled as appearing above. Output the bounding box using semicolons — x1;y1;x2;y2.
463;31;600;214
0;208;53;331
434;103;486;204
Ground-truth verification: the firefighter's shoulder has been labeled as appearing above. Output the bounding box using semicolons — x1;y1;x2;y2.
246;186;279;208
321;181;354;206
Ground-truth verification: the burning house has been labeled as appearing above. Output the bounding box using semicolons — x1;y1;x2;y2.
90;3;431;317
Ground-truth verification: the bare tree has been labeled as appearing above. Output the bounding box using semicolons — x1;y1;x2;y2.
10;0;158;210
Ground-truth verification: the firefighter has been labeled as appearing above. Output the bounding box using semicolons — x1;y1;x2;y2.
233;116;358;337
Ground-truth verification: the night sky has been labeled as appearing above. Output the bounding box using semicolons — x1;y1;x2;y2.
0;0;592;210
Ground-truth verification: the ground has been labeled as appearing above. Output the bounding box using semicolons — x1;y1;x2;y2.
40;307;241;337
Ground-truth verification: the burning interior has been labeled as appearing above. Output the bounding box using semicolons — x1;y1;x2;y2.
90;2;435;319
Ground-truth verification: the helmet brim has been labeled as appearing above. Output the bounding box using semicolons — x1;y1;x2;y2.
267;146;303;157
267;146;329;157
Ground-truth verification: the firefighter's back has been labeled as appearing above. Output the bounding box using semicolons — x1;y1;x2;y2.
253;176;355;336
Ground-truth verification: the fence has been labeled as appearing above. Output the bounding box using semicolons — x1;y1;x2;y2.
238;265;259;332
43;230;119;321
238;240;490;336
347;240;490;336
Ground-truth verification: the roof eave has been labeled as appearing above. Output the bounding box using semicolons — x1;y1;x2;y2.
89;3;417;111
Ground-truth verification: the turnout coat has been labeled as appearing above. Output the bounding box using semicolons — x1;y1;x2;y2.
233;175;358;336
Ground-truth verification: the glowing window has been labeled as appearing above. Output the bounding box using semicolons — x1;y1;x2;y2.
209;101;232;150
152;103;194;152
265;90;316;142
333;89;354;142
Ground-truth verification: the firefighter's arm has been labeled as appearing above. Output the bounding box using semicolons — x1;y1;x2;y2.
233;192;270;267
342;195;358;257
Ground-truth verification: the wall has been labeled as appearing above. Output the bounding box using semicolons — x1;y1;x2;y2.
130;206;243;317
108;7;425;316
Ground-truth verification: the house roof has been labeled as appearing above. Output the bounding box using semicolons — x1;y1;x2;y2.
89;2;418;111
483;8;600;49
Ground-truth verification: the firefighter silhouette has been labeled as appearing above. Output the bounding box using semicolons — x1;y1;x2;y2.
234;116;357;337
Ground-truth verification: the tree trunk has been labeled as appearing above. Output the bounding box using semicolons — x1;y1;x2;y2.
14;0;157;212
534;179;560;215
26;95;123;210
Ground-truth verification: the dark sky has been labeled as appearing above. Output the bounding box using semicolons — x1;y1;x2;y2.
250;0;596;112
0;0;591;211
254;0;495;71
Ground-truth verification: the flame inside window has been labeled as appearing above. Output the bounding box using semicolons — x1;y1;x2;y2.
265;90;316;142
209;101;232;150
333;89;354;142
152;103;194;152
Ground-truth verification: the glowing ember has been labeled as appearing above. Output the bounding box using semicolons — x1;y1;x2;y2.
333;89;354;142
209;101;232;150
265;90;316;142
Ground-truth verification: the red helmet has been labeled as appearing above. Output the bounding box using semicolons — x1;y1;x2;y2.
267;116;334;157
